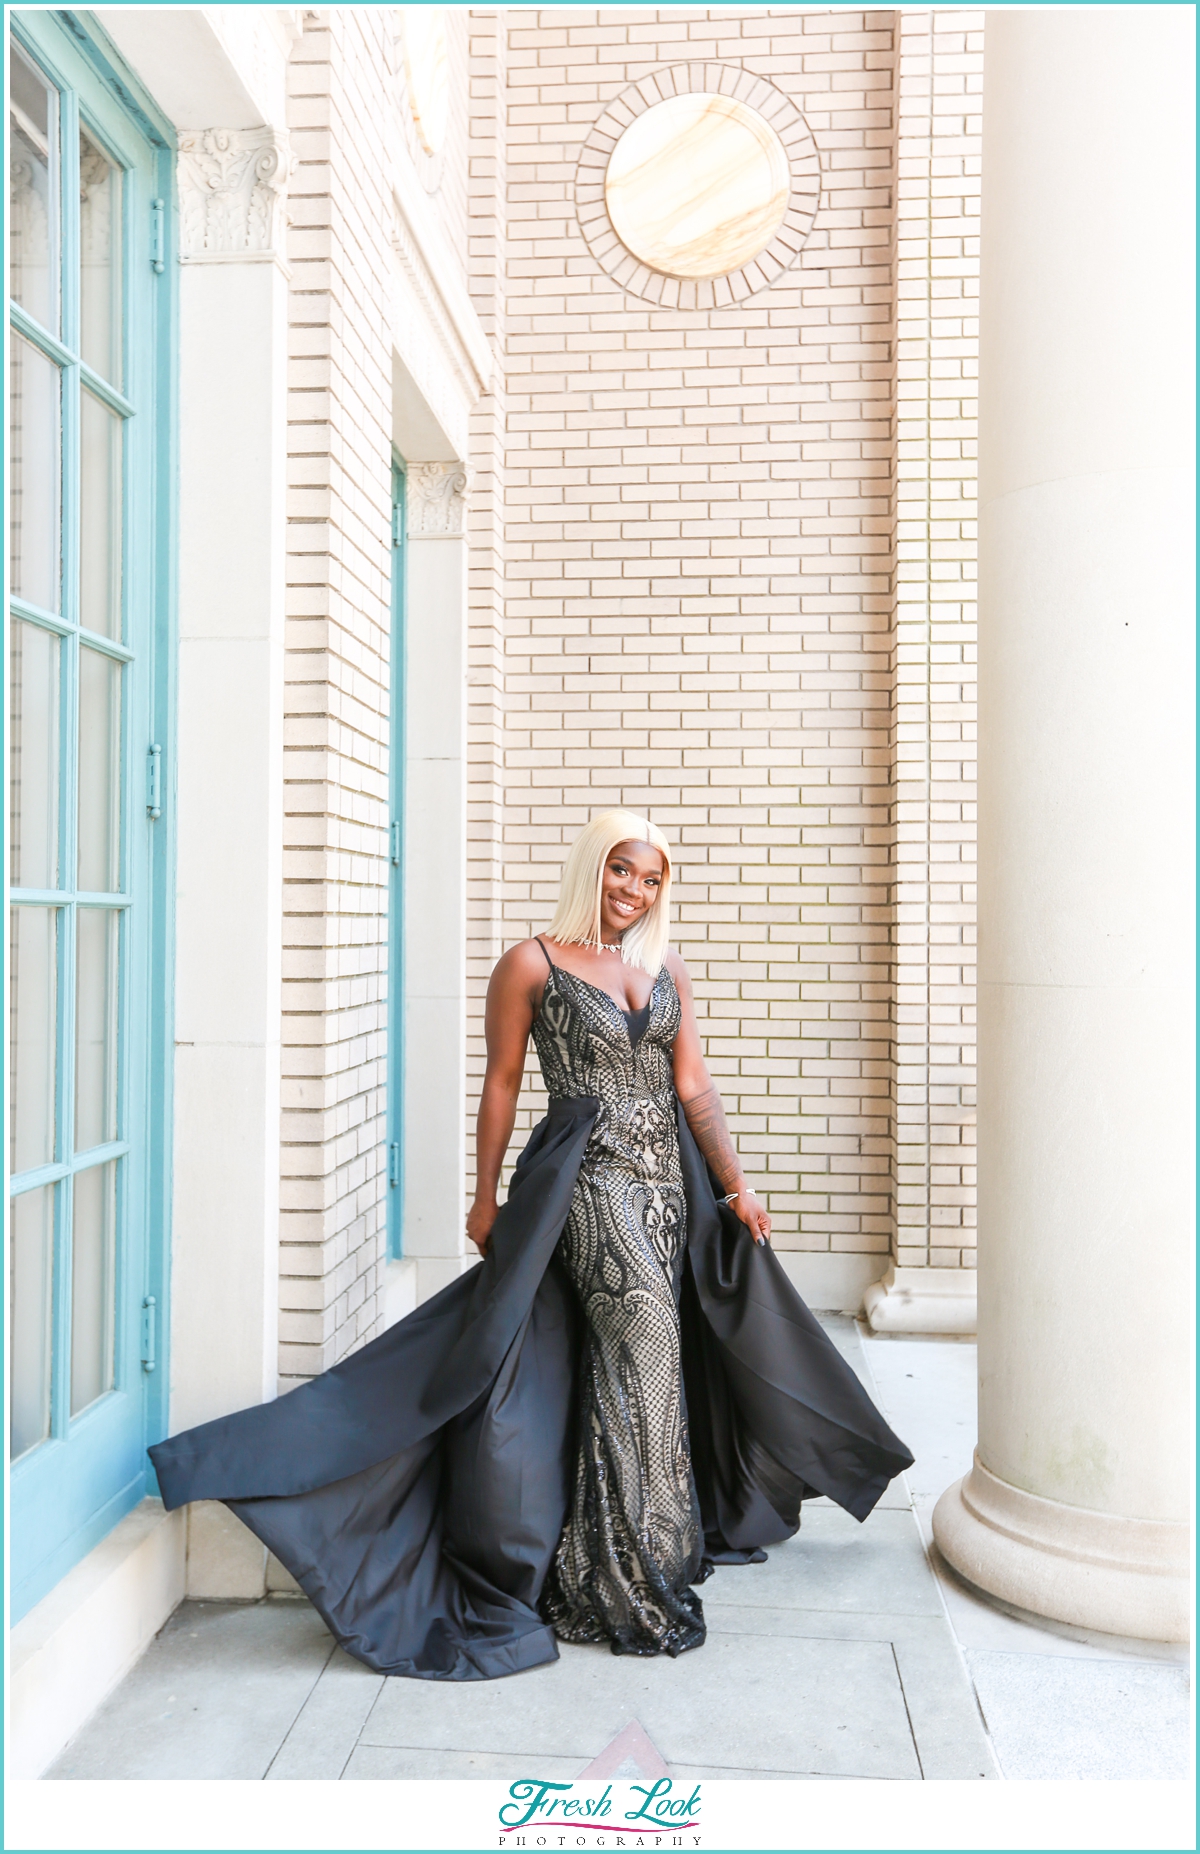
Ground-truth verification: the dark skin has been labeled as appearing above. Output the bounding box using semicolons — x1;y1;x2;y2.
466;839;772;1256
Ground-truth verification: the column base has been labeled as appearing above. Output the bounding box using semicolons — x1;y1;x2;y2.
863;1263;977;1335
185;1500;267;1599
383;1256;418;1328
414;1252;480;1305
384;1254;478;1326
933;1453;1189;1644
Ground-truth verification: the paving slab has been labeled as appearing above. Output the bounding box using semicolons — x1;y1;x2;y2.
698;1602;994;1779
48;1600;334;1780
362;1632;922;1780
889;1624;997;1779
266;1647;385;1780
360;1647;624;1764
666;1764;858;1781
814;1317;913;1510
965;1650;1192;1781
342;1746;587;1780
701;1507;943;1619
858;1331;978;1504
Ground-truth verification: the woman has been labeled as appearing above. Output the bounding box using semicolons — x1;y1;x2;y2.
150;812;912;1680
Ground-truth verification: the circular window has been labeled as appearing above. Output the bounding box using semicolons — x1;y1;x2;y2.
403;7;449;158
605;93;790;282
577;66;821;309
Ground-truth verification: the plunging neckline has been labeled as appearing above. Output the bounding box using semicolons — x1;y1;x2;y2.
539;947;664;1046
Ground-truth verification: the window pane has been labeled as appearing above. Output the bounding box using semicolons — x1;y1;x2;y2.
79;392;123;640
10;1183;55;1458
79;125;122;388
9;618;60;890
9;42;57;332
75;908;119;1153
10;334;61;613
77;646;122;893
10;905;58;1175
70;1159;116;1416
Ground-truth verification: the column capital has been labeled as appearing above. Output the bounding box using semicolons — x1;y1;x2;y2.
177;128;292;265
407;462;470;536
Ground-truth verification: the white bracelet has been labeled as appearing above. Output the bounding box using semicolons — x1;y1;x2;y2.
721;1188;755;1205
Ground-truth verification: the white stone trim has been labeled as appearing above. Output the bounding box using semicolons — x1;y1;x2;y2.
774;1252;891;1317
864;1264;977;1335
390;186;491;463
383;1256;418;1328
173;255;288;1426
401;526;470;1292
9;1500;185;1778
391;177;492;396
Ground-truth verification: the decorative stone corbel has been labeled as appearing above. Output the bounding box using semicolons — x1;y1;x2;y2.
407;463;470;537
177;128;292;265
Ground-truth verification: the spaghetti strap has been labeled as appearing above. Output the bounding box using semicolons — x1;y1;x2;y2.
535;935;556;972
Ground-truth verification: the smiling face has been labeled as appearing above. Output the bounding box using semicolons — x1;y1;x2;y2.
598;839;666;942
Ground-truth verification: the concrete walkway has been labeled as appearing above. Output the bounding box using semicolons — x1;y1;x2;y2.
46;1318;1189;1783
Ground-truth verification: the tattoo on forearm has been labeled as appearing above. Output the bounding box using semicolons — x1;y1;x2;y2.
680;1085;743;1193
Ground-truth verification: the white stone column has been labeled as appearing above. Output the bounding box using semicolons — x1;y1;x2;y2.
402;463;472;1301
171;129;291;1436
933;8;1194;1641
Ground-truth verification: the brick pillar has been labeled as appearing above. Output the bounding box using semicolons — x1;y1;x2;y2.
868;7;982;1335
279;11;395;1384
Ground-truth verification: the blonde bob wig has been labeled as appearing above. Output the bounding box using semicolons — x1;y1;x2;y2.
547;811;673;975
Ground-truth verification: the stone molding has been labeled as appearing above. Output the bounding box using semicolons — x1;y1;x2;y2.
863;1263;977;1335
177;128;292;264
388;165;492;464
394;11;446;196
407;463;470;537
933;1453;1189;1643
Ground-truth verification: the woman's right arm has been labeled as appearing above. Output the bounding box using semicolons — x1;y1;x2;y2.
466;942;544;1255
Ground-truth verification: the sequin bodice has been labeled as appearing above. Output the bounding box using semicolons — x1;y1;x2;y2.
532;962;679;1102
532;961;681;1179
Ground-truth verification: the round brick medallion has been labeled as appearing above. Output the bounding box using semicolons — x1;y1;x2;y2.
576;64;821;308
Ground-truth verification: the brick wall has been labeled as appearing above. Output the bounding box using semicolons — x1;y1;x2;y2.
279;11;397;1383
488;6;903;1269
275;5;982;1356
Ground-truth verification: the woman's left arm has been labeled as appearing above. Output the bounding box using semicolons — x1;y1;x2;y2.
667;952;772;1246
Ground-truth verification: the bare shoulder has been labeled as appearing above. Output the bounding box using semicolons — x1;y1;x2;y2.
664;946;694;994
490;936;551;996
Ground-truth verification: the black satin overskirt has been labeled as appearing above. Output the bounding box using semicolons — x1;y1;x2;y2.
149;1098;913;1680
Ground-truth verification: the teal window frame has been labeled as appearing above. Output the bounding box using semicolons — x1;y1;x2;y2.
386;459;406;1259
7;11;177;1621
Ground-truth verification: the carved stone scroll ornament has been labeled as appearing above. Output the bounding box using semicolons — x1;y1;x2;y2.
407;463;469;536
177;128;292;261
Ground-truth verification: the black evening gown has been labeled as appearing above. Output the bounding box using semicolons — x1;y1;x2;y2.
149;957;913;1680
